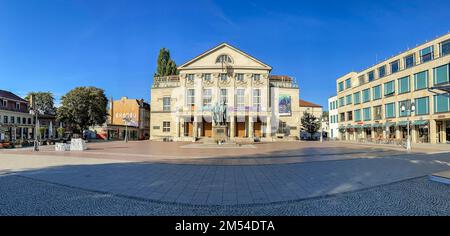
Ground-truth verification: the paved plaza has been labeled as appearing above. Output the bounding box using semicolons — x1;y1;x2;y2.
0;141;450;215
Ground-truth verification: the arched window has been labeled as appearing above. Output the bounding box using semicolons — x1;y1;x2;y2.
215;54;233;64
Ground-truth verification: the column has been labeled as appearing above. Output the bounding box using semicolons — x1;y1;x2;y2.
395;127;401;140
442;120;447;143
266;116;272;138
411;125;417;143
382;127;387;139
371;128;375;139
175;117;180;139
430;119;437;144
193;116;199;138
13;127;16;141
249;116;254;138
230;116;235;138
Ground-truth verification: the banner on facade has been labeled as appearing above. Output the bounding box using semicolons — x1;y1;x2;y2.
279;95;292;116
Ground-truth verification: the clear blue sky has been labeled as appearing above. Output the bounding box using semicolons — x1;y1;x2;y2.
1;0;450;109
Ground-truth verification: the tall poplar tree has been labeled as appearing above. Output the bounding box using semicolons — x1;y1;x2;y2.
155;48;178;76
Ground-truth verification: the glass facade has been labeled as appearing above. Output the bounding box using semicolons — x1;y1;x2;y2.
368;71;375;82
345;78;352;89
434;93;450;113
378;66;386;78
354;109;361;122
390;60;399;73
398;76;410;94
420;46;433;63
404;54;415;69
441;40;450;56
373;105;382;120
362;89;371;103
346;94;352;105
415;97;429;115
385;103;396;118
384;80;395;96
339;97;345;107
338;82;344;92
354;92;361;104
373;85;381;100
434;64;449;85
414;70;428;90
363;107;371;121
398;100;411;117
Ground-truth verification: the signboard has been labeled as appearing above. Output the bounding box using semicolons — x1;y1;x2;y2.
279;95;292;116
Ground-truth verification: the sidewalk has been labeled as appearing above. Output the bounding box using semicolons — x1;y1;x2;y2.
337;141;450;153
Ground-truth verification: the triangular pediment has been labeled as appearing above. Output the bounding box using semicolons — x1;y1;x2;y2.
178;43;272;70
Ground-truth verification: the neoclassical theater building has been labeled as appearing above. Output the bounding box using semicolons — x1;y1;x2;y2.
150;43;319;141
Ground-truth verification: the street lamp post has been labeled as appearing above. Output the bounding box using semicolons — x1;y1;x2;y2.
401;101;415;152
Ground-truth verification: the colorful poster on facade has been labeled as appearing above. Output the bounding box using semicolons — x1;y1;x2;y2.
279;95;291;116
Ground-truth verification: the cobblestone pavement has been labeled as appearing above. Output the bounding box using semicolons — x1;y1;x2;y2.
0;175;448;216
1;151;450;205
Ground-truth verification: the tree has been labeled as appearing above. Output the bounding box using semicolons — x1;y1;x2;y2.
300;111;321;140
56;87;108;134
25;92;56;115
322;111;329;122
154;48;178;76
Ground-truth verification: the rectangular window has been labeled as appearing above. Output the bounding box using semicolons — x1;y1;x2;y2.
236;73;244;81
16;102;20;110
390;60;399;74
363;107;371;121
346;94;352;105
354;109;361;122
368;71;375;82
434;64;449;85
16;117;20;124
345;78;352;89
398;100;411;117
398;76;410;94
373;85;381;100
373;106;382;120
204;73;211;81
441;40;450;57
162;121;170;132
220;73;227;81
28;118;31;124
202;89;212;108
3;116;8;123
253;89;261;111
2;100;7;107
11;116;15;124
362;89;371;103
378;66;386;78
384;81;395;96
358;76;365;86
22;117;26;124
338;82;344;92
236;89;245;111
420;46;433;63
220;89;228;106
385;103;396;118
434;93;450;113
339;97;345;107
340;113;345;122
414;71;428;90
347;111;353;121
415;97;429;115
163;97;171;111
187;89;195;106
353;92;361;104
404;54;415;69
187;74;194;81
253;74;261;81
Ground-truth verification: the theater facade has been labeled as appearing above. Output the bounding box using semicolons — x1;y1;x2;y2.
150;43;308;142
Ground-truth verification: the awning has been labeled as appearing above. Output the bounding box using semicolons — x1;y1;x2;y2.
372;123;383;128
363;124;371;128
429;83;450;93
412;120;429;126
397;121;409;127
346;124;353;129
353;125;362;129
385;122;396;127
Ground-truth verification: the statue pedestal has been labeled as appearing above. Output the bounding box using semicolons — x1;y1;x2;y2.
70;138;87;151
212;125;228;143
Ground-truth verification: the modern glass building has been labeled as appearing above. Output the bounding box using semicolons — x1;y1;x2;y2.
334;33;450;144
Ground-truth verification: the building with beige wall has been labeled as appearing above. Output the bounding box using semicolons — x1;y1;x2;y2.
334;33;450;144
0;90;34;142
150;43;314;142
95;97;150;140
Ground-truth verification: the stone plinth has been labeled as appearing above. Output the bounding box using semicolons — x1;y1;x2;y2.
212;125;228;142
70;138;87;151
55;143;70;151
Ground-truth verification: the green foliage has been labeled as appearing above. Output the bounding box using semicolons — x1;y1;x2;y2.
25;92;56;115
300;111;321;138
56;87;108;134
57;127;65;136
155;48;178;76
38;127;46;139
